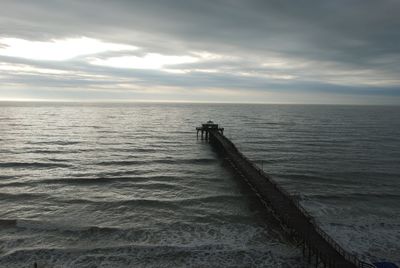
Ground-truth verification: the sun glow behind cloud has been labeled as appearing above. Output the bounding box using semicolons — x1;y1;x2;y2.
0;37;136;61
90;53;199;71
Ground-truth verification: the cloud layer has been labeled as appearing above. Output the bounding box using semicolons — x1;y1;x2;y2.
0;0;399;104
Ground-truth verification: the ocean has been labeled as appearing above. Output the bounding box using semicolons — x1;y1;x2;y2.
0;102;399;267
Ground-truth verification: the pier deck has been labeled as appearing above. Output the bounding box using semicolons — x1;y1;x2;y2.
197;123;375;268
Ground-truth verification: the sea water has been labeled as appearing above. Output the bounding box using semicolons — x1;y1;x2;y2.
0;103;399;267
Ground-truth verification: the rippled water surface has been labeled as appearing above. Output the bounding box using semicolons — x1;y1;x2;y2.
0;103;399;267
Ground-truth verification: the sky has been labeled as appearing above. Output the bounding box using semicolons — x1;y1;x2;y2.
0;0;399;104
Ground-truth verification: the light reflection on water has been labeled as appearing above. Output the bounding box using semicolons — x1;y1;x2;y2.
0;102;399;267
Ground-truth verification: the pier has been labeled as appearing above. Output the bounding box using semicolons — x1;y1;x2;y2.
196;122;375;268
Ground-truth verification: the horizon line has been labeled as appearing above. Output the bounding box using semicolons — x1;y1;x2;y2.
0;99;399;106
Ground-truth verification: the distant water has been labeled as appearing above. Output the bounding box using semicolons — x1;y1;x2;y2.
0;103;399;267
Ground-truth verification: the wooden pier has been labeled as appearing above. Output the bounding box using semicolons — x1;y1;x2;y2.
196;122;375;268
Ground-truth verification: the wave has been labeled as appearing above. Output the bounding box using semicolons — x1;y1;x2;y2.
0;219;128;234
0;243;295;268
0;243;268;255
0;149;81;154
0;192;50;201
0;149;15;154
0;162;71;169
0;218;254;233
95;158;215;166
42;177;139;184
281;173;364;185
0;181;33;187
62;194;243;208
304;192;400;201
30;174;176;185
65;197;182;210
0;175;22;180
26;141;80;146
95;160;143;166
0;192;243;212
28;149;75;154
121;148;161;153
328;221;400;229
280;174;329;182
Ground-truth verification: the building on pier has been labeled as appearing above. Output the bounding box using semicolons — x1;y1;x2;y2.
196;120;224;139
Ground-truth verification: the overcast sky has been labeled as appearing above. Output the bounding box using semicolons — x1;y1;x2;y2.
0;0;399;104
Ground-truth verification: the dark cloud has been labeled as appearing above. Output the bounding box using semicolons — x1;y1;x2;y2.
0;0;399;103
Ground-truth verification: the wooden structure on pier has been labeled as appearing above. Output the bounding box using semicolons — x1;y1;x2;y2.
197;122;376;268
196;120;224;140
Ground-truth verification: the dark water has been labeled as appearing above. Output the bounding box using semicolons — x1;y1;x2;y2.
0;103;399;267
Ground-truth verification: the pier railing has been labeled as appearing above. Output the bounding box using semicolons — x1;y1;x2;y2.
208;130;375;268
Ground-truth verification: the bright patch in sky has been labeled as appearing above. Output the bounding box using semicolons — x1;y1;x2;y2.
0;63;68;74
91;53;198;70
0;37;136;61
